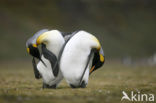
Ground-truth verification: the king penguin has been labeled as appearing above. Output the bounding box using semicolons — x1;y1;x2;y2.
26;29;65;88
59;30;105;88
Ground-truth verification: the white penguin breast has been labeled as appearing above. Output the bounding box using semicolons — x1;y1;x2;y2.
60;40;91;85
36;31;65;86
37;56;55;83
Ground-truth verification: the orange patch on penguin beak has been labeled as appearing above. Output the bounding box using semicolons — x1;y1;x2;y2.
90;65;95;73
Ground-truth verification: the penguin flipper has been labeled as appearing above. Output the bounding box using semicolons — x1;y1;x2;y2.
41;44;59;77
32;58;42;79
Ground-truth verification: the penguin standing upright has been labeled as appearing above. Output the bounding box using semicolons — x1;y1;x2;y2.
59;30;105;88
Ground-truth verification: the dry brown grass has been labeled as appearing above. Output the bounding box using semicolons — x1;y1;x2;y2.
0;61;156;103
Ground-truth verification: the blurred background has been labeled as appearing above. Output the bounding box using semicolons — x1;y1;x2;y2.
0;0;156;65
0;1;156;103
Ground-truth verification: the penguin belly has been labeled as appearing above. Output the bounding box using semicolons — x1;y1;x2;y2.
37;55;63;87
60;43;91;87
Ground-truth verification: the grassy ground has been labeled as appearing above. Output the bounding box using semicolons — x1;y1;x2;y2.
0;61;155;103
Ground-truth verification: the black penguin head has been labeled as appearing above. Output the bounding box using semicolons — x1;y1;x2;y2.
89;48;105;74
27;44;41;60
27;44;47;67
26;29;49;59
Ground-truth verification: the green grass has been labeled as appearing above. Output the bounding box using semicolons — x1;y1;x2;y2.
0;61;156;103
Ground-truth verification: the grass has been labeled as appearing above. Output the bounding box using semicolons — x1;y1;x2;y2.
0;61;156;103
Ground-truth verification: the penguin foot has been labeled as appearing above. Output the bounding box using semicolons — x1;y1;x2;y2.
42;83;56;89
70;84;77;88
80;81;87;88
70;81;87;88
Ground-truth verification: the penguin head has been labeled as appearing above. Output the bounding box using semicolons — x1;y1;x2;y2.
89;48;105;74
26;43;41;60
26;29;49;60
90;33;105;64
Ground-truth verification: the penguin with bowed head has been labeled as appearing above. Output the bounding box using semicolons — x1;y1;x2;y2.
26;29;65;88
59;30;105;88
